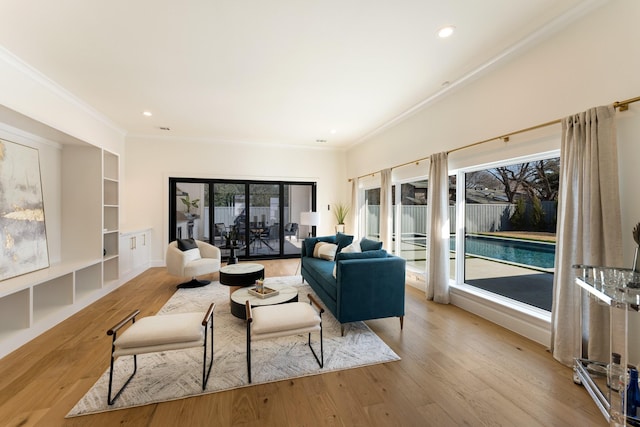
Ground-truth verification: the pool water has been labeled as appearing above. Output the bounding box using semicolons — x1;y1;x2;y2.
463;235;556;269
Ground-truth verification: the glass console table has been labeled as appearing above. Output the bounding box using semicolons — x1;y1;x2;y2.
573;265;640;426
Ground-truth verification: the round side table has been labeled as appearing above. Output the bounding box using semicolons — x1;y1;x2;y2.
219;263;265;297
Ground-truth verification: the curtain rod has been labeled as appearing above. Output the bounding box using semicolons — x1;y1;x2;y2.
348;95;639;182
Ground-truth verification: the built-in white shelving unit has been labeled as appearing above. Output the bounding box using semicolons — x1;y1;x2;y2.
0;128;124;358
103;150;120;286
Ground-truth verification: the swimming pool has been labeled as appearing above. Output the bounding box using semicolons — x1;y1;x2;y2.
463;235;556;269
401;233;556;270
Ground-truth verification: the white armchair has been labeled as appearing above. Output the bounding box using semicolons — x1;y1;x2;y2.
166;239;222;288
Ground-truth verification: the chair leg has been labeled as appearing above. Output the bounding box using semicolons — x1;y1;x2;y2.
308;314;324;368
399;315;404;330
108;354;137;405
202;316;214;390
247;322;252;384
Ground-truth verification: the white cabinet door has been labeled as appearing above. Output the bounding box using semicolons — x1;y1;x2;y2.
132;231;150;269
120;229;151;280
119;234;134;277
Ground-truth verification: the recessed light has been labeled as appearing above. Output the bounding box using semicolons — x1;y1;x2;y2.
142;111;152;117
159;127;171;131
330;129;337;134
315;139;327;143
437;26;455;38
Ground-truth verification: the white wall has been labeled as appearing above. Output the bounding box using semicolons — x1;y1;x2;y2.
123;136;346;263
345;0;640;346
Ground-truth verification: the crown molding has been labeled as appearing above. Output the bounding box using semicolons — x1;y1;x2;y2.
349;0;610;149
0;45;126;138
126;132;344;152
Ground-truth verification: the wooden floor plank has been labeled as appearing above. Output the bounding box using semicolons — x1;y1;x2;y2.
0;260;607;426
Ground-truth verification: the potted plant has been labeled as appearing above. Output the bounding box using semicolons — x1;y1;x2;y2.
180;194;200;219
333;203;350;233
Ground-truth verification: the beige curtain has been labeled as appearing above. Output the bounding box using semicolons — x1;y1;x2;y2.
350;177;360;239
426;152;450;303
551;105;622;366
380;169;392;249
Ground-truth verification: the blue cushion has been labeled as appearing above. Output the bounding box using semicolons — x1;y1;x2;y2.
334;232;354;257
303;235;336;257
359;237;383;251
304;238;319;256
336;249;387;261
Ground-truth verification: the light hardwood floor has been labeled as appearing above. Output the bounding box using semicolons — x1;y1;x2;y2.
0;259;606;426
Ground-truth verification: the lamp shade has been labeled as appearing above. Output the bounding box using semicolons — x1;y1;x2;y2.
300;211;321;226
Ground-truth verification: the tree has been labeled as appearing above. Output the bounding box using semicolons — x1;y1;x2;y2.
530;195;546;231
510;198;527;229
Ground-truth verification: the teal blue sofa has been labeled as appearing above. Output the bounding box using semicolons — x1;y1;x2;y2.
301;235;406;334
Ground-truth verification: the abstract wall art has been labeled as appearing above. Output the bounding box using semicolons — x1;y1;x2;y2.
0;138;49;281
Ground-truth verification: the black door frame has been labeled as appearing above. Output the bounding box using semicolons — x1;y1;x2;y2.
169;177;316;261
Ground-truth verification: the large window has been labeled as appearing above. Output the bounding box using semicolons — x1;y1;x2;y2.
399;179;428;269
462;156;559;311
169;179;315;261
396;176;456;277
364;188;380;240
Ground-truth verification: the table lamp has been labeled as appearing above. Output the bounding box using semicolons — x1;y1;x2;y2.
300;211;320;237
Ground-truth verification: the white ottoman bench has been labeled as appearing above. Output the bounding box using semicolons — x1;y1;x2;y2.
245;294;324;383
106;302;215;405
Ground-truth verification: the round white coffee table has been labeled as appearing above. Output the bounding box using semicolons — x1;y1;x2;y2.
230;281;298;319
219;263;265;296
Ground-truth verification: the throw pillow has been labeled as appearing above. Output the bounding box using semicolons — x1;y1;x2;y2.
177;238;198;251
334;232;354;258
182;248;202;263
359;237;383;251
313;241;328;258
317;243;337;260
341;240;362;253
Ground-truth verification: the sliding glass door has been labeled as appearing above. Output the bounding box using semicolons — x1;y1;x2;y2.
169;178;315;261
248;183;280;256
172;182;209;241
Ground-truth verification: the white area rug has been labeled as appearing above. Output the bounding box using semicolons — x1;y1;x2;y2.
67;276;400;417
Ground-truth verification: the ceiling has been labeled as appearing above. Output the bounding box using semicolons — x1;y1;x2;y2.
0;0;599;148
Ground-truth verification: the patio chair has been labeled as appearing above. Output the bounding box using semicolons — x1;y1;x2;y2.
284;223;298;241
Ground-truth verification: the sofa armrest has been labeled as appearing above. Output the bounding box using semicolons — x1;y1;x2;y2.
335;256;406;321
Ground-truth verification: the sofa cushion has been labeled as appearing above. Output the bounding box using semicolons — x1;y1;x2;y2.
304;238;319;256
341;240;361;253
336;249;387;261
114;312;205;349
303;235;336;257
334;232;354;258
359;237;383;251
177;238;198;251
303;256;338;299
313;242;337;260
